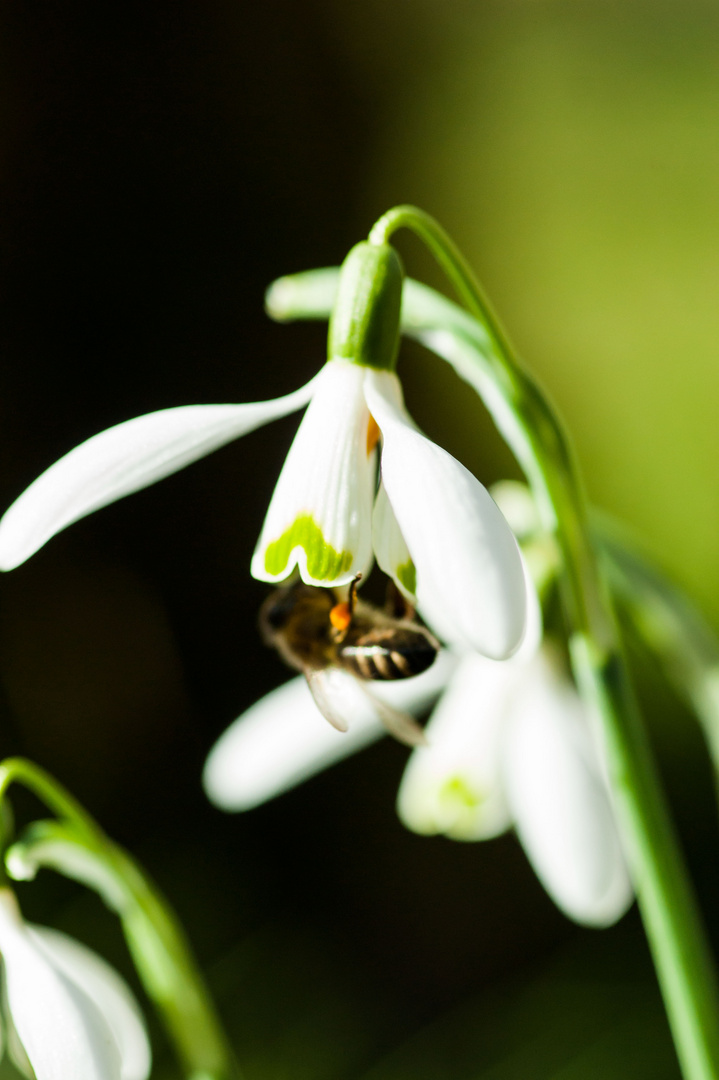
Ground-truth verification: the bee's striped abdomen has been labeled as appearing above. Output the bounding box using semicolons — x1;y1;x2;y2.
340;627;438;681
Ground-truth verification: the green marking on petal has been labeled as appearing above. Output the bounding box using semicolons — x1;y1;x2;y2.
396;558;417;596
264;514;354;581
439;776;483;812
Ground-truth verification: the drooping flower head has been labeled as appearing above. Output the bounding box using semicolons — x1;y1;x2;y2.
0;240;527;660
0;888;151;1080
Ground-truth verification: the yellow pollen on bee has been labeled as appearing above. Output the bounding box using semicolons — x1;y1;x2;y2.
366;414;380;456
330;601;352;632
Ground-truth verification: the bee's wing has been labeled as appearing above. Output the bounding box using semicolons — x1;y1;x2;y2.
305;667;353;733
305;667;427;748
360;684;427;748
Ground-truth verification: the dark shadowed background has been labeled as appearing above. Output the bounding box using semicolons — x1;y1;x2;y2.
0;2;718;1077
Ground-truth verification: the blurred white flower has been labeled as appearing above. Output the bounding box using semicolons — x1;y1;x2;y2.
0;357;526;658
393;479;633;925
0;888;151;1080
397;642;634;927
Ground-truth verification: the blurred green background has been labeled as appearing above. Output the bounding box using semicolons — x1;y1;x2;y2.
0;1;718;1077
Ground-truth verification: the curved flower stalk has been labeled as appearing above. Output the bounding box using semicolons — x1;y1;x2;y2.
0;758;239;1080
0;244;526;661
0;887;151;1080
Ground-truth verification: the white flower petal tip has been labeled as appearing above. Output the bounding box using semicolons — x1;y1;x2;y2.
203;651;456;812
363;371;527;659
264;269;339;323
29;928;152;1080
0;889;150;1080
0;381;317;572
397;653;516;842
203;676;384;812
503;653;634;927
252;360;375;587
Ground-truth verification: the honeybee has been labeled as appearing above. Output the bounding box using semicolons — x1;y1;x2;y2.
260;574;441;746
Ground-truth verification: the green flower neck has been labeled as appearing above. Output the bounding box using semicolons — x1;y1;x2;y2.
327;241;403;372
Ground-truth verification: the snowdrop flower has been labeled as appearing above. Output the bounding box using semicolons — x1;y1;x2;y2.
393;481;632;926
397;640;634;927
0;887;151;1080
0;242;526;660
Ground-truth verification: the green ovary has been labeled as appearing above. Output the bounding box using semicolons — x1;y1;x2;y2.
396;558;416;595
264;514;354;581
439;776;483;812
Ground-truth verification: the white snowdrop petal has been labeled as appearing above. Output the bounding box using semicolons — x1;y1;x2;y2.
0;378;318;571
6;829;126;911
372;482;415;600
3;997;32;1079
252;359;376;587
503;652;633;927
513;556;543;662
0;891;122;1080
203;676;383;810
204;652;454;812
364;370;526;659
397;652;515;841
29;927;151;1080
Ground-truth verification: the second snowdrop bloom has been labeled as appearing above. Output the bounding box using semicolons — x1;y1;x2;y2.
0;887;151;1080
396;643;634;927
0;241;526;660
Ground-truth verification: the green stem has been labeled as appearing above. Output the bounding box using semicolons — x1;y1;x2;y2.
0;757;99;844
370;206;515;362
0;757;239;1080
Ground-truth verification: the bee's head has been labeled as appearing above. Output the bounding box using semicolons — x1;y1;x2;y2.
259;581;334;641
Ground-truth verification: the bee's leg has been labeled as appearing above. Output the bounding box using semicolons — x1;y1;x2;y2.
385;579;415;621
347;573;361;617
330;573;362;643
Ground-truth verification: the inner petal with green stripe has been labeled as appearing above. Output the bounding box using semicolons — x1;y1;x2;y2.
251;358;376;586
263;513;355;582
